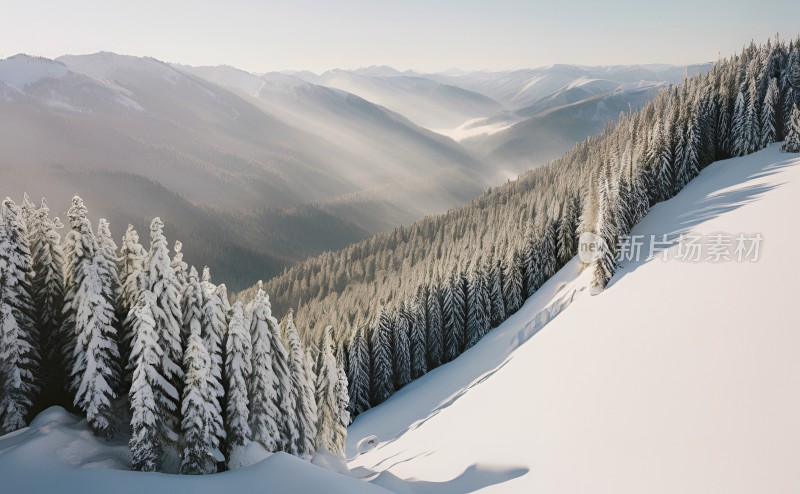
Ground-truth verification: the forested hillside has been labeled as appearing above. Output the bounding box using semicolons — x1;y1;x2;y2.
239;37;800;416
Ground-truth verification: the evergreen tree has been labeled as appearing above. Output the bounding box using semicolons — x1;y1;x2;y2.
0;199;39;433
424;283;444;369
407;301;427;379
761;77;779;147
502;247;523;315
29;199;66;407
488;255;506;327
129;299;176;472
442;270;464;362
783;104;800;153
61;198;120;438
346;325;370;419
145;217;183;443
259;293;294;453
334;357;350;450
171;241;188;291
118;225;146;385
284;309;316;457
369;309;394;405
302;350;318;456
248;285;282;452
180;332;217;475
314;328;346;456
181;267;204;348
557;196;578;265
393;307;411;389
201;280;227;455
224;301;251;466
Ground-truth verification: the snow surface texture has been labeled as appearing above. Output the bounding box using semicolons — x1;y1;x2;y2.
0;407;388;493
348;144;800;493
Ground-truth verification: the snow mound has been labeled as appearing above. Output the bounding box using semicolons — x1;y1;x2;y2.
349;144;800;493
0;407;388;493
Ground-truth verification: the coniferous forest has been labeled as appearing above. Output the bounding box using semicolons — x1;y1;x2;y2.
0;196;348;474
239;37;800;418
1;36;800;474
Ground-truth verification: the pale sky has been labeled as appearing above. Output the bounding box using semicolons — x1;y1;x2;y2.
1;0;796;73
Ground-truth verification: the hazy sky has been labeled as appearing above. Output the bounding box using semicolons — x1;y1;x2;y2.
2;0;796;73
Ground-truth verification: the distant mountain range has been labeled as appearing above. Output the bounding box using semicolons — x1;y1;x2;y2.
0;52;710;289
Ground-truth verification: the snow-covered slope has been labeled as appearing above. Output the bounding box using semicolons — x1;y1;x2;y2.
348;144;800;493
0;407;388;494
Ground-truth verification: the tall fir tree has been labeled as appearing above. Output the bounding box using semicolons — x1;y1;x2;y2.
129;299;176;472
392;307;411;389
346;325;370;419
315;328;346;456
407;301;427;379
224;301;252;468
424;283;444;370
0;199;39;433
29;199;66;407
118;225;147;385
283;309;316;457
369;308;394;405
180;331;218;475
248;285;282;452
782;104;800;153
145;217;183;443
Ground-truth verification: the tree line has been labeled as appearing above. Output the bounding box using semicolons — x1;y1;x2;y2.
236;36;800;419
0;196;348;474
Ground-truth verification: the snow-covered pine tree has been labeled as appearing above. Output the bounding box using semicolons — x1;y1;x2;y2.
29;199;66;407
19;193;36;234
369;308;394;405
591;173;618;292
314;328;346;456
732;90;749;156
502;246;523;316
118;225;147;385
253;290;293;453
346;324;370;419
334;356;350;451
407;301;426;379
488;254;506;327
441;270;463;363
392;307;411;389
745;73;760;154
283;309;316;457
248;285;282;452
424;283;444;370
302;349;318;456
761;77;779;147
224;301;251;467
557;196;579;265
171;241;188;291
180;331;217;475
181;267;204;347
200;277;227;456
783;104;800;153
783;48;800;134
145;217;183;442
129;298;177;472
74;242;121;437
95;217;122;396
0;199;39;433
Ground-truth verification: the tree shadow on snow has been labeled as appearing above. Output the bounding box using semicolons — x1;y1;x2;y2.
360;463;529;494
607;153;797;288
